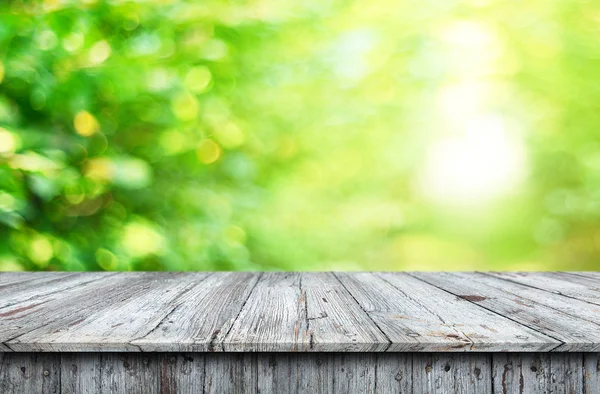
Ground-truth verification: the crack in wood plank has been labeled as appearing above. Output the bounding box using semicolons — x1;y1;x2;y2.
332;272;393;352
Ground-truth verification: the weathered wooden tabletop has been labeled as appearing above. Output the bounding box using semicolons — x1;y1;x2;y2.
0;272;598;353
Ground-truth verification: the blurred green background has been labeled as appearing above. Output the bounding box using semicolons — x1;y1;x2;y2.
1;0;599;272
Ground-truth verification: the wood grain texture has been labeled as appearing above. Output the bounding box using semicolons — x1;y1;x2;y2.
332;353;377;393
0;353;59;394
412;353;492;394
223;272;389;352
0;272;112;309
412;272;600;351
257;353;333;394
337;272;558;352
0;272;74;294
204;353;257;394
374;353;412;393
13;273;211;352
0;272;598;352
61;353;102;394
0;272;43;287
566;272;600;281
301;272;389;351
0;352;597;393
60;353;158;394
158;353;205;394
486;271;600;306
216;272;304;352
5;273;206;351
584;353;600;394
134;272;260;352
1;273;152;350
0;272;109;351
492;353;585;394
472;273;600;327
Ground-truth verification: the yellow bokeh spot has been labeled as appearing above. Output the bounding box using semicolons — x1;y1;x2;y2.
184;66;212;93
0;191;17;211
36;30;58;51
172;92;199;121
88;40;111;65
160;130;187;155
9;151;60;172
0;60;4;84
65;184;85;204
74;111;100;136
63;33;84;52
96;248;118;270
213;122;245;149
225;225;247;244
0;128;17;154
122;221;165;257
196;139;221;164
43;0;61;11
84;158;111;181
0;258;24;271
28;235;54;266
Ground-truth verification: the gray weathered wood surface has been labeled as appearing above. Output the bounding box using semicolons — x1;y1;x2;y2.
0;272;599;352
1;352;599;394
411;272;600;352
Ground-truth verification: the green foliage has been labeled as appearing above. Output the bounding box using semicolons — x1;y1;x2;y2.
1;0;599;271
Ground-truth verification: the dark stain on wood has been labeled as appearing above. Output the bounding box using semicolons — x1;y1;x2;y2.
502;363;511;394
208;329;221;352
459;295;488;302
0;301;49;318
69;318;86;327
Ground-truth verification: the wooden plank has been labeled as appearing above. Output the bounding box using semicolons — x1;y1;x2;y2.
0;272;113;309
134;272;260;352
550;353;585;394
223;272;388;352
412;272;600;352
487;272;600;306
0;272;78;297
204;353;257;394
221;272;305;352
0;352;592;393
374;354;412;394
61;353;103;394
333;353;376;393
2;273;165;351
257;353;333;394
302;272;389;351
0;272;597;352
492;353;548;394
412;353;492;394
158;354;205;394
99;353;158;394
584;353;600;394
0;272;61;289
337;272;558;352
0;353;60;394
559;272;600;288
60;353;159;394
565;272;600;281
11;272;211;351
492;353;584;394
476;273;600;325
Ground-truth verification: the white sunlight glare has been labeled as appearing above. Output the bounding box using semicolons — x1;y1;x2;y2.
419;115;527;206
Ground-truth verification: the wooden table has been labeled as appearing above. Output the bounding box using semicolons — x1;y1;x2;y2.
0;272;599;393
